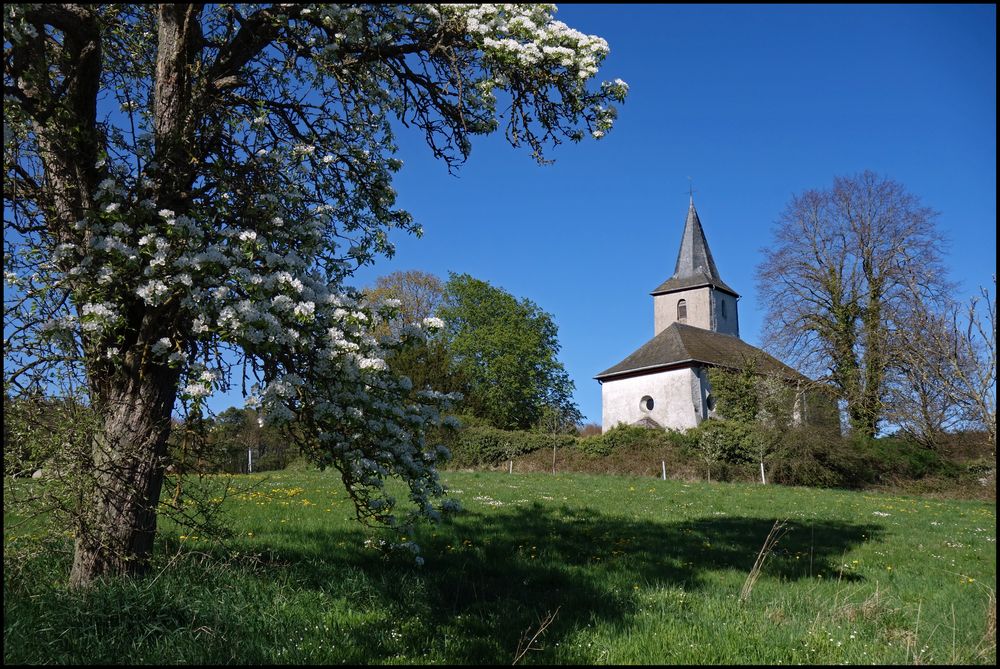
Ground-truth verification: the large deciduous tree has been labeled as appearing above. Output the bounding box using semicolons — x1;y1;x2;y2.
439;273;582;431
364;270;467;400
3;4;627;587
756;171;951;439
365;270;446;339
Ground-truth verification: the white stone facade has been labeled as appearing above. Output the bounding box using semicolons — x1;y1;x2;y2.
601;367;712;431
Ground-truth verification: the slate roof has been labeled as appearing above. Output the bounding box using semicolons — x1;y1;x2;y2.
594;322;806;381
651;199;739;297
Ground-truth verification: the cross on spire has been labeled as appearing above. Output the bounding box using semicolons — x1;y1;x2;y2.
686;177;697;205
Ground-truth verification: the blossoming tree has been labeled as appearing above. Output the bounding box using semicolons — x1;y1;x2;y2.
3;4;627;587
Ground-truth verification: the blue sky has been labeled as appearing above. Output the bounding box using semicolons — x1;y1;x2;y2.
5;6;993;428
344;4;997;426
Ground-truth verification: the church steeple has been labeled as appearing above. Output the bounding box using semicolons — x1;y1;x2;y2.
651;198;738;297
650;198;740;338
672;198;723;284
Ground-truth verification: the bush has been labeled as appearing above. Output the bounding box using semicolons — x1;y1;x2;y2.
444;425;575;468
576;434;613;457
433;416;982;495
574;424;698;458
861;434;956;480
769;427;875;488
690;419;755;464
3;395;96;478
600;424;658;450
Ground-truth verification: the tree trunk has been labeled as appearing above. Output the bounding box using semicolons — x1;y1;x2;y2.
69;370;178;589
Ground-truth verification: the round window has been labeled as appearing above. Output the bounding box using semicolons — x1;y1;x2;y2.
640;396;654;412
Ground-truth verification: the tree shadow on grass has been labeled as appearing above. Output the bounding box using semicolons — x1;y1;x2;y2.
8;506;885;664
234;505;884;664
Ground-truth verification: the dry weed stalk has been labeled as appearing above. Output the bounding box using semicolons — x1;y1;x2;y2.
740;519;788;602
978;586;996;662
512;606;560;665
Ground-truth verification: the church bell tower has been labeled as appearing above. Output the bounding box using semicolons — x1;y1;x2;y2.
650;198;740;337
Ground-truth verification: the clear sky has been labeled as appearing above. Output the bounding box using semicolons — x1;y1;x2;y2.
229;4;999;425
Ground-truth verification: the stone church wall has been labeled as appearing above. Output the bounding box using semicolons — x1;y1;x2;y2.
601;368;703;432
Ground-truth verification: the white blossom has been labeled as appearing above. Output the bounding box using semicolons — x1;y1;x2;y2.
293;301;316;319
5;2;621;554
82;302;115;319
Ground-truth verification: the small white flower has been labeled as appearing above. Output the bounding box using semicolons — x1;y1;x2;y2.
359;357;388;371
82;302;115;319
183;383;212;399
293;301;316;318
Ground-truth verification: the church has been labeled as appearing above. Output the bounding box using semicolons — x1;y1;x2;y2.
595;197;807;432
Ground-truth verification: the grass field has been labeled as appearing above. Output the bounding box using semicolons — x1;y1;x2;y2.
4;470;996;664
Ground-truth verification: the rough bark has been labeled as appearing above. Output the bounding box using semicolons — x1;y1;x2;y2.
69;365;179;588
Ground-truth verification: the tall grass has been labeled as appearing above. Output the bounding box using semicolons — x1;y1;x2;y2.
4;470;996;664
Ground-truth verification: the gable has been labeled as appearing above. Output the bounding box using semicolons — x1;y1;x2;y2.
632;416;663;429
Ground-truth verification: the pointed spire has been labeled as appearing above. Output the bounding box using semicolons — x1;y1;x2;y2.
650;198;739;297
672;198;722;281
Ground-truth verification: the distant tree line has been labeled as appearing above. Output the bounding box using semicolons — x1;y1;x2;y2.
167;407;295;476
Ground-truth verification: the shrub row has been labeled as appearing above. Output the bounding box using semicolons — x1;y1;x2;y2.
438;424;576;468
431;418;986;492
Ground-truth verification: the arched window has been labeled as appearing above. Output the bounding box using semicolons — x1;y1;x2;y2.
677;299;687;323
720;299;727;319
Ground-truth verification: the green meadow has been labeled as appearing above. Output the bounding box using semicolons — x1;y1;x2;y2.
4;470;996;665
